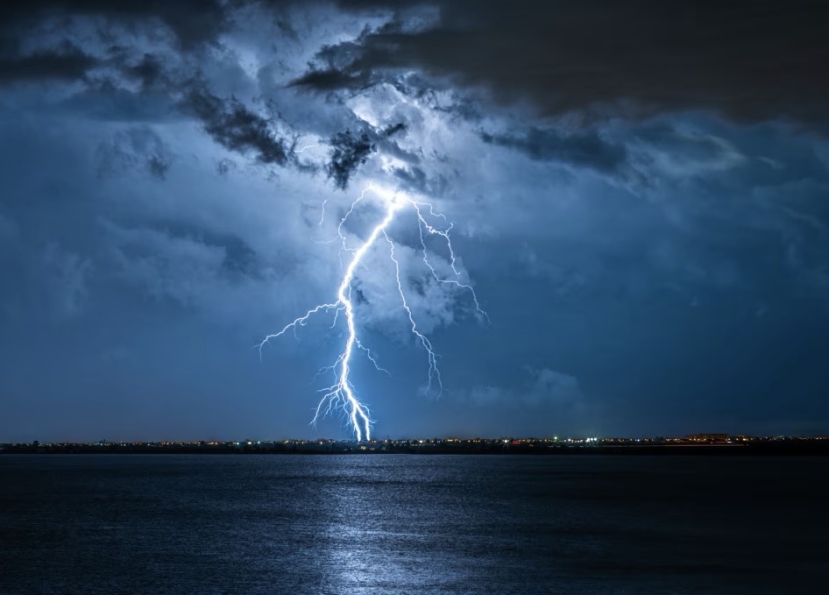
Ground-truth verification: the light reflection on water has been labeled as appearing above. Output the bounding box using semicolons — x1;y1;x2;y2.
0;455;827;594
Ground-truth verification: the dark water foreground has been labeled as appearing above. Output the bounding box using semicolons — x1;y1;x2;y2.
0;455;826;594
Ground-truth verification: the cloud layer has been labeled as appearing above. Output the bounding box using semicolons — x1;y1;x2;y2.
1;1;828;440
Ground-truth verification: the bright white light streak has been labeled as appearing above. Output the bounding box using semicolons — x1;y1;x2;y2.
257;184;484;440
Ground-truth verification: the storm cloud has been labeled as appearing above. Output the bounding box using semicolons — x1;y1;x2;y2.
1;1;828;441
184;88;293;167
312;0;829;128
326;129;375;189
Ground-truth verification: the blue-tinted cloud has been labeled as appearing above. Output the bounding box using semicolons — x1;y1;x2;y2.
0;1;828;441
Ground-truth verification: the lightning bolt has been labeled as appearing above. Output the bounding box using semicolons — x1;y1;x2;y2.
257;184;484;441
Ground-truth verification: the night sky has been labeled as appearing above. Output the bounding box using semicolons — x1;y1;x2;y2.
2;1;829;441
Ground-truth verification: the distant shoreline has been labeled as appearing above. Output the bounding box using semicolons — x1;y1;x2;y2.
3;441;828;456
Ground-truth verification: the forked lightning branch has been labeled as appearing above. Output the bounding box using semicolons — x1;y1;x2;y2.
257;185;484;441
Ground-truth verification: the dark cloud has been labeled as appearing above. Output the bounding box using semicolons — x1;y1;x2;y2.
392;165;451;197
120;53;167;91
0;0;228;49
305;0;829;127
323;122;408;189
289;68;370;92
0;43;97;84
326;129;375;189
184;88;292;166
6;1;829;128
382;122;406;137
146;154;170;180
289;30;396;91
481;127;630;177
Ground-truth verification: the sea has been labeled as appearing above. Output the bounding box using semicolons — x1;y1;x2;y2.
0;454;826;594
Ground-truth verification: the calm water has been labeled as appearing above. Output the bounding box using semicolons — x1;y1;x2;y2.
0;455;826;594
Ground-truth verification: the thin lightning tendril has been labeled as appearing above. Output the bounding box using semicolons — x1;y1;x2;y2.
257;184;484;441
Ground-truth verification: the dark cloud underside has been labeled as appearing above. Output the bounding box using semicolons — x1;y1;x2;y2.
310;0;829;127
0;44;96;83
184;89;292;166
481;128;629;177
0;0;227;48
327;130;375;189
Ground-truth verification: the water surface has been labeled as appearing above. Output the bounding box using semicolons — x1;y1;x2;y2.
1;455;825;594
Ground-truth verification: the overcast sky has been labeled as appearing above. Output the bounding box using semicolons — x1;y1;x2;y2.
2;1;829;441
